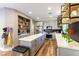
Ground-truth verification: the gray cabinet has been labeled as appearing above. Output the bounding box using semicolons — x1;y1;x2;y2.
19;33;46;56
57;47;79;56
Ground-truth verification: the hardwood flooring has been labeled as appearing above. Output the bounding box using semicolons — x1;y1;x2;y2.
0;51;12;56
0;39;57;56
36;39;57;56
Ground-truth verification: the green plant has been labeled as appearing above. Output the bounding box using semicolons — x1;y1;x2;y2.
62;34;73;43
65;28;68;33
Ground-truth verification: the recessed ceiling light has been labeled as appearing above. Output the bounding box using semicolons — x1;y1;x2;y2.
48;7;52;10
48;12;52;15
28;11;32;14
37;17;40;19
49;15;53;18
57;11;61;15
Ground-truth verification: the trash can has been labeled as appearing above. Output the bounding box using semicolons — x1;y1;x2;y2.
12;45;30;56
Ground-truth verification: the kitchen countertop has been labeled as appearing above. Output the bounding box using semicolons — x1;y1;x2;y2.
55;33;79;50
19;33;46;42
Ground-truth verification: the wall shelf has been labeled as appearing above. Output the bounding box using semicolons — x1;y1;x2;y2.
18;16;30;36
57;15;62;27
70;3;79;6
70;16;79;19
61;3;79;24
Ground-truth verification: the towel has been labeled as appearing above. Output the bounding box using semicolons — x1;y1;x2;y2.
6;32;13;46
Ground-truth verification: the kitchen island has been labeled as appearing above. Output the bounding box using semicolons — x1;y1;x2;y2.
55;33;79;56
19;33;46;56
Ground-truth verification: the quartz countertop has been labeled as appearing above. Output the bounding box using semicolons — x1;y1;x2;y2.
19;33;46;42
55;33;79;50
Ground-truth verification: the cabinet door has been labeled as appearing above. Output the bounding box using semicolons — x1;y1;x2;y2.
32;40;38;50
41;35;45;43
58;47;79;56
36;38;40;48
38;36;42;47
39;36;42;45
31;40;36;51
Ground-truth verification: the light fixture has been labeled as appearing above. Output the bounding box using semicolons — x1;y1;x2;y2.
28;11;32;14
57;11;61;15
48;12;52;15
49;15;53;18
48;7;52;11
37;17;40;19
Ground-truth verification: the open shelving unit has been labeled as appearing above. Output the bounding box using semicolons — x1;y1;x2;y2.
61;3;79;24
18;16;30;37
61;3;70;24
70;3;79;18
57;15;62;27
61;3;79;34
70;3;79;24
61;3;70;18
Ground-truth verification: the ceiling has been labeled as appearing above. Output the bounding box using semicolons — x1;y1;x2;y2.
0;3;63;21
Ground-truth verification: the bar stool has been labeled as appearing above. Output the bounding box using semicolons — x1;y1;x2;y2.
12;45;30;56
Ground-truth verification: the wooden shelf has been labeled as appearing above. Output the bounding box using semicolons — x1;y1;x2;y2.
57;15;62;27
70;3;79;6
70;16;79;19
70;4;79;19
18;16;30;35
61;3;79;24
62;3;69;11
62;18;70;23
61;11;66;12
61;3;70;18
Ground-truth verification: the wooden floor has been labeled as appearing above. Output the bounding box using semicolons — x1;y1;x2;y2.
36;39;57;56
0;39;57;56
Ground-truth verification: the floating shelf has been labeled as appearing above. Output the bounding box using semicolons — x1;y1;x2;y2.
61;3;79;24
70;3;79;6
18;15;30;36
70;16;79;19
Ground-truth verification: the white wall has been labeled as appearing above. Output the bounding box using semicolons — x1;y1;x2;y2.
4;8;18;46
0;8;6;47
0;8;35;46
0;8;5;39
43;20;60;29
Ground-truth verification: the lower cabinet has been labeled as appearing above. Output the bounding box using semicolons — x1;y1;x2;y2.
20;34;46;56
57;47;79;56
30;36;45;55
